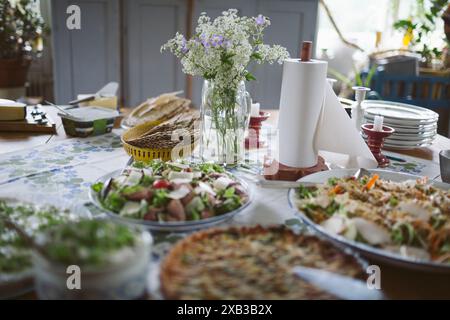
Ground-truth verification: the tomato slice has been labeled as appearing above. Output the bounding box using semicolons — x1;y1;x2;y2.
153;179;170;189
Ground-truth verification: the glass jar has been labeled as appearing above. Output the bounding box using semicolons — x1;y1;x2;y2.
199;80;251;166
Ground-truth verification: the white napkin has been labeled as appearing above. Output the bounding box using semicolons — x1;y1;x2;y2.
314;82;377;169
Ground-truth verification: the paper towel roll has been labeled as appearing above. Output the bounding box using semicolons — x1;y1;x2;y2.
278;58;328;167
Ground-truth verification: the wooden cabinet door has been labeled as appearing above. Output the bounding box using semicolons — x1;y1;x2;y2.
124;0;187;107
254;0;319;109
51;0;120;104
191;0;318;109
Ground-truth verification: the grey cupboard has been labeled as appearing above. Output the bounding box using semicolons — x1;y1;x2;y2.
51;0;121;105
51;0;318;108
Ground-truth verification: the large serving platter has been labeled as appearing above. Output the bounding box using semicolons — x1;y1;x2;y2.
363;101;438;122
384;136;435;145
364;132;436;142
363;135;435;150
288;169;450;273
90;169;252;232
365;121;437;131
388;131;436;140
363;116;437;128
383;141;433;150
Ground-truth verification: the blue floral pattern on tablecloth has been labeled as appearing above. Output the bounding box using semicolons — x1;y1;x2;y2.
0;132;128;208
384;151;441;179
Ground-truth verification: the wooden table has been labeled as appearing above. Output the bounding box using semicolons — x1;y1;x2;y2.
2;107;450;299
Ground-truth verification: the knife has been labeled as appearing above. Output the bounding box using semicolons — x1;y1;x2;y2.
256;168;372;189
69;82;119;105
256;179;317;189
292;266;385;300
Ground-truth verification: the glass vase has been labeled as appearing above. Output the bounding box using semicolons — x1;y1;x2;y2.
200;79;251;166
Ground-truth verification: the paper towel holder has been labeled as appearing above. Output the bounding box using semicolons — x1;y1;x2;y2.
263;40;328;181
300;41;312;61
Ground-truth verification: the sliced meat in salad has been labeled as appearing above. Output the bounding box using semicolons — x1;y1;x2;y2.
92;160;249;222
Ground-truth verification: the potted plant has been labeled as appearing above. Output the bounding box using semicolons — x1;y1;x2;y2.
0;0;45;88
442;2;450;67
162;9;289;166
393;0;449;68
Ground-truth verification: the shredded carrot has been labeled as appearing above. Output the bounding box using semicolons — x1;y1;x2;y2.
364;174;379;190
330;185;343;195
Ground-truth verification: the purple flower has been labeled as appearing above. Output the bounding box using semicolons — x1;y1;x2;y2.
255;14;265;26
181;38;189;53
198;34;210;48
202;39;210;48
210;34;224;47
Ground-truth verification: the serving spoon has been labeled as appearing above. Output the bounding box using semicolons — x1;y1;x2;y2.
255;168;371;189
292;266;385;300
100;156;134;199
1;216;49;258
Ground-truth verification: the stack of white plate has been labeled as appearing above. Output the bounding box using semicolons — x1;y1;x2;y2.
362;101;439;150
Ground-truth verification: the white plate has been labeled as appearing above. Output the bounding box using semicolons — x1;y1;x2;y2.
363;100;439;122
385;134;436;142
364;117;437;127
391;130;437;137
363;132;436;142
383;142;433;150
363;134;436;144
390;131;436;139
364;117;438;130
288;169;450;273
383;137;435;146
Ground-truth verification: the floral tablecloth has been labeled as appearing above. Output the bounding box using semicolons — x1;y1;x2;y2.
0;129;442;297
0;128;442;231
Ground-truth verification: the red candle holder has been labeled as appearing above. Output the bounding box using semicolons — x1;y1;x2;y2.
245;111;270;149
361;123;395;168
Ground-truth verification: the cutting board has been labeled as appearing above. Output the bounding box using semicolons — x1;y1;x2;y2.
0;106;56;133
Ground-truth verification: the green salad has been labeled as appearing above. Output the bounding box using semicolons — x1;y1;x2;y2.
0;200;78;274
92;160;249;222
38;220;142;266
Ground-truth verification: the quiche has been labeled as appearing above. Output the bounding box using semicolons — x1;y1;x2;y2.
160;226;365;300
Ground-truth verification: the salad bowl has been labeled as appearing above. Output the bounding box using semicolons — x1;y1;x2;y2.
89;161;252;232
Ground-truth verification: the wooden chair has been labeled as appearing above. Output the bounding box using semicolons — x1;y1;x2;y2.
364;70;450;136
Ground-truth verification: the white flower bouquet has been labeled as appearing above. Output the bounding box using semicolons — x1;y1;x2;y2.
162;9;289;165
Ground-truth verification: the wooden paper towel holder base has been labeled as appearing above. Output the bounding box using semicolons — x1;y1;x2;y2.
263;156;328;181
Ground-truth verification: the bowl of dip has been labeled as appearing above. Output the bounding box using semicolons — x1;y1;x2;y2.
33;219;152;300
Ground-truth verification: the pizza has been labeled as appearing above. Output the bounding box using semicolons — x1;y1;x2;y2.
160;226;365;299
